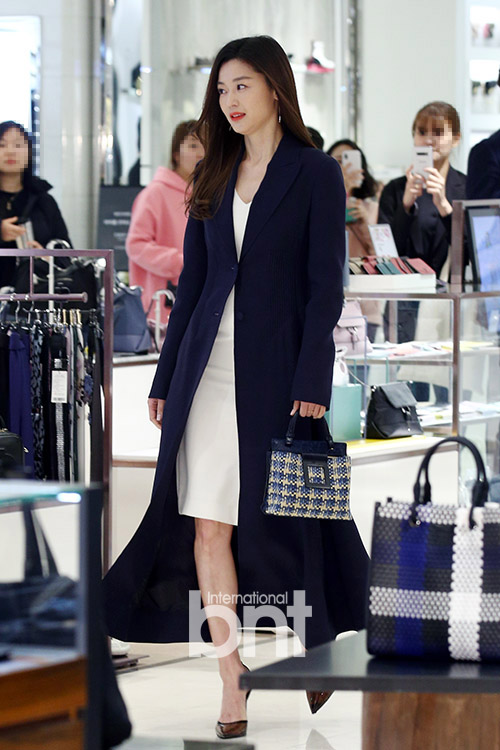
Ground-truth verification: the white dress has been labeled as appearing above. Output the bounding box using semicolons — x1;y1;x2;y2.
176;190;252;525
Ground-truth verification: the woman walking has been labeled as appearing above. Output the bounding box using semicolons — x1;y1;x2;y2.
105;35;369;739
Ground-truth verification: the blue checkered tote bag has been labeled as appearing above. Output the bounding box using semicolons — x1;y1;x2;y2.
367;436;500;662
261;413;351;520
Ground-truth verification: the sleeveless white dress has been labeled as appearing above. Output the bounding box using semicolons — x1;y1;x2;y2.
176;191;252;525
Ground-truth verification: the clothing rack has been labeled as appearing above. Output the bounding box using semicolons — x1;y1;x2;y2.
0;248;114;572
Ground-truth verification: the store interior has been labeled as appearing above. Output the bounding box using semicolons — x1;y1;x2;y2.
2;0;500;748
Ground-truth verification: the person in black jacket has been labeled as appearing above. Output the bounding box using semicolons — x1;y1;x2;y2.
0;120;71;288
467;69;500;199
378;101;465;279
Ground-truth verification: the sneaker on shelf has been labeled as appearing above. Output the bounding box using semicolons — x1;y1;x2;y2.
306;40;335;73
111;638;130;657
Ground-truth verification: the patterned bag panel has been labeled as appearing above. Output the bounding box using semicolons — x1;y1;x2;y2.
367;499;500;662
262;449;351;520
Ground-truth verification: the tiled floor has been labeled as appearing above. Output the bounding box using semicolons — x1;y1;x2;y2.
118;632;362;750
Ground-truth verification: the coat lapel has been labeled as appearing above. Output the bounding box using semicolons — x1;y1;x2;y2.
241;133;301;259
210;133;302;262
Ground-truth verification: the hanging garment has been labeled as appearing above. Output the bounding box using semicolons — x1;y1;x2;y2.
8;330;34;473
30;322;45;480
0;330;9;426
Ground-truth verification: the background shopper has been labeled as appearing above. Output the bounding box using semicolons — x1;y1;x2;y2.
378;101;465;279
105;34;368;740
328;138;381;339
126;120;204;324
0;120;71;289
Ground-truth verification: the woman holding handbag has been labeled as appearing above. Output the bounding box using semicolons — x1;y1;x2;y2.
104;35;369;739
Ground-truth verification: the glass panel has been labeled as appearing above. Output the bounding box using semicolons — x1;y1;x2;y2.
459;294;500;483
0;483;85;659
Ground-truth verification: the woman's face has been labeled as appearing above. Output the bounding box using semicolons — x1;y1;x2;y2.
0;127;29;177
413;117;460;164
175;134;204;177
217;58;278;136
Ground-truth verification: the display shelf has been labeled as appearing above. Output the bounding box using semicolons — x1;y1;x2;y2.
0;483;103;748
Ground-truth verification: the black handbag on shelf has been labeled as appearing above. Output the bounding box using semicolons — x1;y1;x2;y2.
0;417;26;476
261;412;352;520
365;381;423;439
0;506;77;647
14;257;98;310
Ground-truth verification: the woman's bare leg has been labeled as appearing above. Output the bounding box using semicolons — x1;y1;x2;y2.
194;518;247;722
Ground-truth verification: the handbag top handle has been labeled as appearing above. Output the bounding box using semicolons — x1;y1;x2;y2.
285;412;335;449
411;436;489;529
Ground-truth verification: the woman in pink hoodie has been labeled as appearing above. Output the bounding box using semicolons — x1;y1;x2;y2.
126;120;205;324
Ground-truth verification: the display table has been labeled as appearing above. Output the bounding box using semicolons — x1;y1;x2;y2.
240;631;500;749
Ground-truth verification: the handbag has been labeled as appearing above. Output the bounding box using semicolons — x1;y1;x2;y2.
113;279;152;354
0;506;76;647
14;258;98;310
366;435;500;662
0;416;26;476
261;412;352;520
365;381;423;439
333;300;373;355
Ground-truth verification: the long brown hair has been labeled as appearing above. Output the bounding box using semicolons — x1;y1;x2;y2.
188;36;314;220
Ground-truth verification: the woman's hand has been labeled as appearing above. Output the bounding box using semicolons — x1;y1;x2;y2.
148;397;165;429
341;164;364;195
291;400;326;419
402;165;424;212
348;198;370;224
1;216;26;243
424;167;452;217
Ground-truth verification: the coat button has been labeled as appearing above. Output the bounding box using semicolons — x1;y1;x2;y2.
236;312;244;321
230;265;236;271
214;312;220;317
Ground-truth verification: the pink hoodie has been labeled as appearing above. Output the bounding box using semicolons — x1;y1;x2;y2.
126;167;188;324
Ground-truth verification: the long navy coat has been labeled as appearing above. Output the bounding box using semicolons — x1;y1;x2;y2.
104;132;369;648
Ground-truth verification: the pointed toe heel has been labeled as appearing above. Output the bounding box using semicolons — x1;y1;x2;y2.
306;689;334;714
215;663;251;739
215;719;248;739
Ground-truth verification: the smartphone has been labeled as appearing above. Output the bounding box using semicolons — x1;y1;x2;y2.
342;149;363;187
412;146;433;184
15;219;35;249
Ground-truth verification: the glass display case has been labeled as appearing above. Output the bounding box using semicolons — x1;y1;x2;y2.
343;289;500;481
0;482;102;749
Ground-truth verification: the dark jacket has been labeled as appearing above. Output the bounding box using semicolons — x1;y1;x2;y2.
104;132;369;649
0;176;71;288
467;129;500;200
378;166;467;277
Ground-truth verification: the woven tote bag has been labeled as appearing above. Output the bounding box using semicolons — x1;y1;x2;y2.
366;436;500;662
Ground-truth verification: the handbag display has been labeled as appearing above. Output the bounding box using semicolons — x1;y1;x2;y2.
14;257;98;310
365;381;423;439
261;412;352;520
113;279;152;354
366;435;500;662
0;417;26;476
0;506;76;647
333;299;373;355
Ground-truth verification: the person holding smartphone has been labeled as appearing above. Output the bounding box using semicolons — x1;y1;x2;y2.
0;120;71;288
378;101;465;281
328;139;381;339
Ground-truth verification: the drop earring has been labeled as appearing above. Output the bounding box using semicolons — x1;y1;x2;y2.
278;106;282;124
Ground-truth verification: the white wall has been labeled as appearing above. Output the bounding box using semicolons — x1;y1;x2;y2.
360;0;463;178
0;0;99;249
